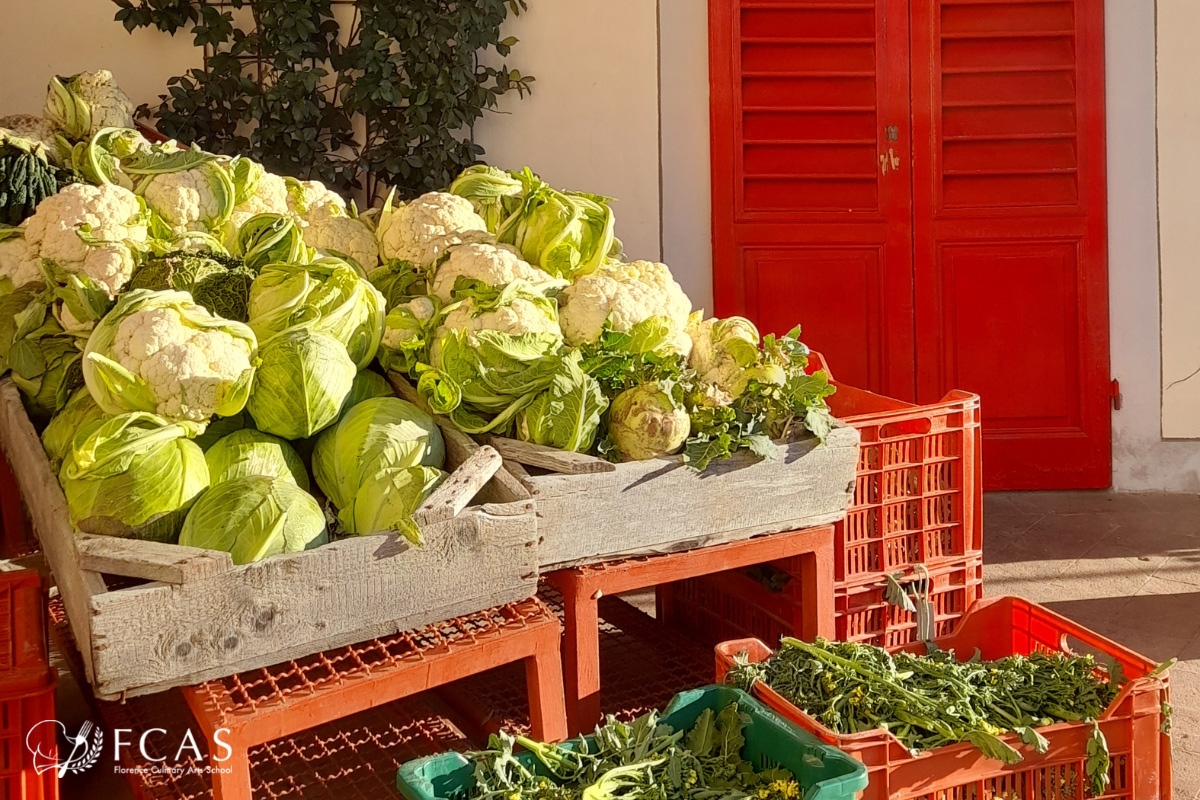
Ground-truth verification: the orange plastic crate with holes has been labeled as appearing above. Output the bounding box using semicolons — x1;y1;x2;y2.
0;569;48;696
667;553;983;650
0;673;58;800
714;596;1173;800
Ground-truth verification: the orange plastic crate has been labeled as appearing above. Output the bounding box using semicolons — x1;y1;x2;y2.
0;673;57;800
714;596;1173;800
668;553;983;650
0;569;48;696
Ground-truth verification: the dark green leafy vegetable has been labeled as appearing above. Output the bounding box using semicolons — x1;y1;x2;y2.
0;134;79;226
726;637;1132;792
468;701;803;800
128;249;256;321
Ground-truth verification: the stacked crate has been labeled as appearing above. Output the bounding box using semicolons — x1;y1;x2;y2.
0;566;56;800
664;357;983;649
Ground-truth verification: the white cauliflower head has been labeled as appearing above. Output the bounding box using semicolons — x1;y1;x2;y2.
376;191;487;268
83;290;259;422
140;164;236;234
558;260;692;355
304;214;379;272
687;316;762;398
286;178;347;223
430;291;562;368
0;231;42;290
45;70;135;139
23;183;147;296
0;115;67;165
224;166;290;234
429;242;548;304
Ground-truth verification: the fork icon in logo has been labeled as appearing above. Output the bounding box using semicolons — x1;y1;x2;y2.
26;719;104;776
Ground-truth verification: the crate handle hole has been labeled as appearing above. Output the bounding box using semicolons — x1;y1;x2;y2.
880;419;932;439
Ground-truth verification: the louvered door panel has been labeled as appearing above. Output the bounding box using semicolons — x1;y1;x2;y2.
910;0;1110;488
711;0;915;396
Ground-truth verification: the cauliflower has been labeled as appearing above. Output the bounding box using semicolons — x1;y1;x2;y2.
687;316;762;398
45;70;135;140
0;231;41;290
224;166;289;233
381;296;438;352
286;178;347;223
84;290;259;422
0;115;67;165
376;191;487;268
23;183;147;296
608;382;690;461
429;242;548;304
558;260;692;355
140;163;236;233
430;289;561;368
304;213;379;271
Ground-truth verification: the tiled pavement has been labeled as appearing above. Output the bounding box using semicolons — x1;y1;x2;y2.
985;491;1199;799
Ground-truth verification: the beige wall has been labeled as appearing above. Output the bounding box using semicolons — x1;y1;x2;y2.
1157;1;1200;439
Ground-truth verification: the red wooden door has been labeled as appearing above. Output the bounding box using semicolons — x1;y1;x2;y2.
709;0;1111;490
709;0;916;398
909;0;1110;489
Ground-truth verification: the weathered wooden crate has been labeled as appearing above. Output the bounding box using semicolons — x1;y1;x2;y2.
485;426;860;569
0;377;538;700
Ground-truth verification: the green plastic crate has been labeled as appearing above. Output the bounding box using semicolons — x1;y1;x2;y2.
396;685;868;800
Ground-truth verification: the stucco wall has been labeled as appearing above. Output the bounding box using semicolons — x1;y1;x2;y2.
0;1;1185;489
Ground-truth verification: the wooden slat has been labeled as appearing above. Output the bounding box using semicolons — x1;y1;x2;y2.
76;534;235;585
413;446;503;525
0;380;101;680
482;436;617;475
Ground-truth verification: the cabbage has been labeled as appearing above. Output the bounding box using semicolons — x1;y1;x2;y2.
494;168;617;280
193;411;246;451
343;465;446;543
128;250;255;322
12;333;84;422
179;475;327;564
41;387;106;467
608;382;690;461
340;369;393;415
205;429;310;489
248;257;385;369
234;213;310;271
59;412;209;542
313;396;445;511
247;326;356;440
367;259;427;311
515;353;607;453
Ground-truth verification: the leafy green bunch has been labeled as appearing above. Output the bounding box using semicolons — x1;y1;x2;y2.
727;637;1130;795
469;702;802;800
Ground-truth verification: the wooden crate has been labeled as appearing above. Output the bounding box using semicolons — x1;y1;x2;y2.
484;426;860;570
0;378;538;700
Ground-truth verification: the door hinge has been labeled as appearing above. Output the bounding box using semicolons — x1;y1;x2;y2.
1110;379;1122;411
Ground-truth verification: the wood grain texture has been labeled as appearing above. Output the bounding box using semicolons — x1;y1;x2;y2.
0;378;538;699
413;445;502;525
482;436;616;474
76;534;235;584
527;425;861;569
0;380;100;681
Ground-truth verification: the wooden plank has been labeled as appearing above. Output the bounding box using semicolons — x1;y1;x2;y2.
86;506;536;699
482;436;616;474
413;446;503;525
0;379;100;681
530;424;861;569
76;534;235;584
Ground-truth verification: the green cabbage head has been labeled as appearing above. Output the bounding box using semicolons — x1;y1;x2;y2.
247;326;355;440
313;396;445;512
608;381;691;461
234;213;310;271
339;370;393;416
344;465;446;543
179;475;327;565
248;257;385;369
59;412;209;542
41;386;106;468
205;429;310;489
